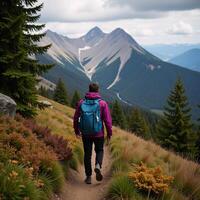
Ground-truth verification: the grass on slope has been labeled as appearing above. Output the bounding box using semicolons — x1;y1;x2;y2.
36;96;83;171
37;96;77;146
108;127;200;200
0;115;65;200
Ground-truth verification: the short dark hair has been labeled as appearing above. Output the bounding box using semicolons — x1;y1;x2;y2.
89;83;99;92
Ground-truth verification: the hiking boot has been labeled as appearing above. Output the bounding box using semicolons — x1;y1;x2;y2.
84;176;91;184
94;164;103;181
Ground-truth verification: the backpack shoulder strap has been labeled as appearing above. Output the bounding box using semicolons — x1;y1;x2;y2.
94;98;101;102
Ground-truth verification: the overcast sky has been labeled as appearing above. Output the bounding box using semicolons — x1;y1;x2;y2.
39;0;200;45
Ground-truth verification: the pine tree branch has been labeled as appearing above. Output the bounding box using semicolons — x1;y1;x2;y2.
24;3;43;14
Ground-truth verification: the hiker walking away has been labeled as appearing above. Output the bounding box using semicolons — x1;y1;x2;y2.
73;83;112;184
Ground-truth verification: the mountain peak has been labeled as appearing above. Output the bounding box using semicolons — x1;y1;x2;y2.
89;26;103;33
85;26;104;38
110;28;139;46
112;28;126;34
82;26;105;44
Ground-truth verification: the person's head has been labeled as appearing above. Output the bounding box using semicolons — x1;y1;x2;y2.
89;83;99;92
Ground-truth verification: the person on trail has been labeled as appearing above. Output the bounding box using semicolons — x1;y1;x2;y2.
73;83;112;184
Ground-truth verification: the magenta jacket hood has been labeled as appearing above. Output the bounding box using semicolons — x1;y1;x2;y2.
73;92;112;137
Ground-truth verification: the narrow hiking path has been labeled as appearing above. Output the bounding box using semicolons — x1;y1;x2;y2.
50;115;113;200
56;146;112;200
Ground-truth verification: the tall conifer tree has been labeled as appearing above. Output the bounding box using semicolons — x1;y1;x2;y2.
71;90;81;108
0;0;52;117
54;78;68;105
128;108;149;138
112;100;127;129
157;79;196;156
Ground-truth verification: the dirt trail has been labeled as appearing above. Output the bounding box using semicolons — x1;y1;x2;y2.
56;146;112;200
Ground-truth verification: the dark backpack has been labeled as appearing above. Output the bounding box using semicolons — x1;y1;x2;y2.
78;99;102;135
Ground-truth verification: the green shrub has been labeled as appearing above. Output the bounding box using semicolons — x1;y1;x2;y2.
107;176;141;200
39;161;64;193
68;153;79;171
59;160;69;178
37;176;53;200
0;162;41;200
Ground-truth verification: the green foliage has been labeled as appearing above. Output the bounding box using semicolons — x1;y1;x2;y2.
157;79;197;157
0;162;41;200
54;78;68;105
112;100;127;129
111;102;159;139
0;0;52;117
107;176;141;200
128;108;150;139
39;162;65;193
71;90;81;108
37;174;53;199
68;153;79;171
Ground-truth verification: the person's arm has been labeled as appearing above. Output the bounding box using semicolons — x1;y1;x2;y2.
102;102;112;139
73;101;82;136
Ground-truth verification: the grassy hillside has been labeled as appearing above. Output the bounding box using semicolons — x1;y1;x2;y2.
36;96;84;171
0;115;66;199
37;96;75;143
0;96;83;199
108;127;200;200
37;97;200;200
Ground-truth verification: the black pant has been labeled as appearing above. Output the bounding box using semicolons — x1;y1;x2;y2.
82;137;104;177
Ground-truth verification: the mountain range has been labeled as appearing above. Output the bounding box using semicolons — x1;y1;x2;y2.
144;43;200;61
169;48;200;72
37;27;200;120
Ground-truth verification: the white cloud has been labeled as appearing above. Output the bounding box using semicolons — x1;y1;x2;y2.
106;0;200;12
39;0;200;22
132;29;154;37
166;21;193;35
38;0;200;44
39;0;165;23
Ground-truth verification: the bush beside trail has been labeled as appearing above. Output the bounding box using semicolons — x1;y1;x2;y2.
107;127;200;200
0;115;71;199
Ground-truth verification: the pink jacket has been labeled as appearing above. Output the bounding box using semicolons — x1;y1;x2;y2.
73;92;112;138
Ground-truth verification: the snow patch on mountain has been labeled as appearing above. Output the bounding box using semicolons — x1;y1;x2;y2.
116;92;132;106
146;64;161;71
107;46;132;89
77;28;146;81
78;46;92;80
